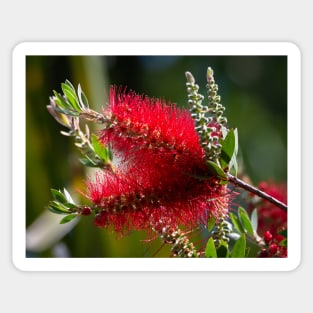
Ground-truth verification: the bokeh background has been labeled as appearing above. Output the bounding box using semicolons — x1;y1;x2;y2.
26;55;287;257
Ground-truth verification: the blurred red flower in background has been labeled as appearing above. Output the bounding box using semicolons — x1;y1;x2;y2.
255;181;287;236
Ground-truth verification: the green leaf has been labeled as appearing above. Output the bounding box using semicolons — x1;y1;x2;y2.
50;188;67;204
205;237;217;258
220;128;235;169
79;155;98;167
53;91;71;110
206;161;227;180
60;214;77;224
77;83;89;109
229;212;244;233
63;202;77;209
231;233;246;258
108;144;113;160
48;206;66;215
61;83;81;112
47;201;70;214
64;79;75;90
251;208;258;232
207;216;216;232
238;207;254;236
54;105;80;117
228;128;238;175
91;134;110;163
63;188;74;204
280;238;287;247
229;156;238;176
216;241;230;258
279;228;287;238
220;128;239;175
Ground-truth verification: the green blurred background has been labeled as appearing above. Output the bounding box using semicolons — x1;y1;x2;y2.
26;55;287;258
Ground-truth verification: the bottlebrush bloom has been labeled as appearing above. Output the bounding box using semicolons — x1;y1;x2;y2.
85;86;231;234
100;86;205;170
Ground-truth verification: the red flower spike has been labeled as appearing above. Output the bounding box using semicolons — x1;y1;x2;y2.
101;87;204;165
87;171;230;233
85;87;231;234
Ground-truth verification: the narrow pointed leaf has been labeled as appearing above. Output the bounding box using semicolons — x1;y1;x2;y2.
63;202;77;209
228;128;238;174
238;207;254;236
205;237;217;258
206;161;227;180
91;134;109;162
50;188;67;204
207;216;216;232
60;214;77;224
231;233;246;258
229;155;238;176
65;79;75;90
220;128;235;169
54;105;80;116
48;206;67;215
77;83;89;109
48;201;70;214
251;208;258;232
61;83;81;112
63;188;74;204
79;155;99;167
108;145;113;161
229;212;244;233
53;91;71;110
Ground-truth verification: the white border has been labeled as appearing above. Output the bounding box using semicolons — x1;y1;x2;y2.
12;42;301;271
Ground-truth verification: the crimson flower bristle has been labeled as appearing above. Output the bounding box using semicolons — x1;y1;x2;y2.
86;87;231;234
101;87;204;164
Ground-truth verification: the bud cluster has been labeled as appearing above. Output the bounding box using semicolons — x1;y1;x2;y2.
152;219;199;257
211;215;232;248
257;230;287;258
185;68;227;162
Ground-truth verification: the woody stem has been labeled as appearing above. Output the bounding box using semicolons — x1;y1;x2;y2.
227;173;287;212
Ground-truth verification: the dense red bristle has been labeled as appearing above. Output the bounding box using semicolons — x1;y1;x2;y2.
101;86;204;161
86;87;231;234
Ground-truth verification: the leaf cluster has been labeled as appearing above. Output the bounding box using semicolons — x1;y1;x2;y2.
47;188;79;224
52;80;89;116
205;207;259;258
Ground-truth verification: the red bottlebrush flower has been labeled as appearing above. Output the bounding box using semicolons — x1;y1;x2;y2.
256;182;287;236
100;86;205;168
85;87;231;234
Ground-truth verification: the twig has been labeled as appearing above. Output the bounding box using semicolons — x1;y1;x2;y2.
227;173;287;212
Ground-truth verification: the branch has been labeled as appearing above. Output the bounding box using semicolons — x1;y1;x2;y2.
227;173;287;212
